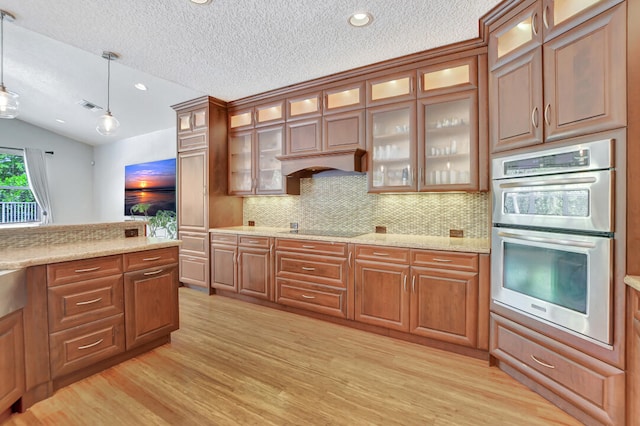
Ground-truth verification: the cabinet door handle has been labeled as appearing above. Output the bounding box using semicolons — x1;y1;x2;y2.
74;266;101;273
78;339;104;350
530;354;555;369
348;252;353;268
544;104;551;126
531;13;539;36
432;258;453;263
143;256;161;262
531;107;539;128
542;5;549;30
373;252;389;256
144;269;164;276
76;297;102;306
233;253;237;265
412;275;416;293
301;266;315;271
270;244;274;255
301;294;316;299
302;245;316;249
403;274;408;292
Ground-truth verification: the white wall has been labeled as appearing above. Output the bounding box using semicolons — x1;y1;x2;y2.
93;128;176;222
0;119;95;224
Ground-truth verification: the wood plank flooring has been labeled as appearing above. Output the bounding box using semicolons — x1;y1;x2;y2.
6;287;582;425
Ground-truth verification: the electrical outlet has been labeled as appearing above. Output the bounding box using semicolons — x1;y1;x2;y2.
375;226;387;234
449;229;464;238
124;228;139;238
290;222;299;230
248;220;255;226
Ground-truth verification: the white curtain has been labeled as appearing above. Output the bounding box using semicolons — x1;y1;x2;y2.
23;147;54;224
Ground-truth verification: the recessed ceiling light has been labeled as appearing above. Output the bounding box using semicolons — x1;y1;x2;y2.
348;12;373;27
190;0;212;4
134;83;147;91
55;119;65;124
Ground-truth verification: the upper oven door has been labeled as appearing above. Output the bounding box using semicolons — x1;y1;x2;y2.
492;169;613;233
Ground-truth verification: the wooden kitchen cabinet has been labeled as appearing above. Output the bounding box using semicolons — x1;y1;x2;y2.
322;82;366;152
177;105;208;151
0;310;25;417
489;1;626;152
366;71;416;107
275;238;353;319
628;286;640;425
124;261;179;350
210;233;238;292
173;96;243;290
237;236;273;301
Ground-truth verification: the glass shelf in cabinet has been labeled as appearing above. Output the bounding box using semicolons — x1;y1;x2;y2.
426;152;470;160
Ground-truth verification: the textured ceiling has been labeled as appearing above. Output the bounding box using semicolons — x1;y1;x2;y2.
0;0;502;146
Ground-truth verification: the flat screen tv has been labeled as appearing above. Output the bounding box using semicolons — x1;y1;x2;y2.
124;158;176;217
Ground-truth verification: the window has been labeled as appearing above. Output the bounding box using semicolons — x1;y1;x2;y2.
0;151;39;224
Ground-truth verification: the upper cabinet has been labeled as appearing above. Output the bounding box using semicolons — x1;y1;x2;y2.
286;91;323;156
323;82;366;152
366;71;416;107
177;105;209;151
489;0;626;153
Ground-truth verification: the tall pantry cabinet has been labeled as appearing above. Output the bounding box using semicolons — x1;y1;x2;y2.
172;96;243;292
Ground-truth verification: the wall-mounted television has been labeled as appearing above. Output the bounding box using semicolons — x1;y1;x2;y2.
124;158;176;217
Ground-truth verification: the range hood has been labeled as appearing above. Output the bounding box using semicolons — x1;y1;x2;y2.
277;149;367;176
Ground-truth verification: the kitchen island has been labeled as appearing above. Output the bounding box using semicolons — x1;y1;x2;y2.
0;222;181;422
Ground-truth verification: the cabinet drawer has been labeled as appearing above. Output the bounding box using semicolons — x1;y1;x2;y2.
276;252;348;289
355;245;410;264
179;232;209;257
178;132;207;151
238;235;270;249
48;275;124;333
210;233;238;245
411;250;478;271
277;238;347;256
49;314;125;379
276;278;347;319
491;314;624;425
47;255;123;287
179;254;208;288
124;247;179;272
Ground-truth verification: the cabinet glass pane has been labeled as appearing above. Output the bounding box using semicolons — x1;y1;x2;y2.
423;65;470;91
553;0;601;25
230;112;252;129
257;105;282;123
193;110;206;128
229;133;252;192
327;88;360;109
497;16;533;58
371;108;412;188
290;97;319;117
423;98;471;185
257;128;284;192
371;78;411;101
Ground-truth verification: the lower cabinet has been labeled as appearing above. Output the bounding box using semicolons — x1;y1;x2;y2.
0;310;25;415
491;313;625;426
211;233;238;292
124;263;179;350
629;286;640;426
178;231;209;289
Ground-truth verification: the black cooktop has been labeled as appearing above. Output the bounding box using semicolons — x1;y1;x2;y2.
284;229;366;238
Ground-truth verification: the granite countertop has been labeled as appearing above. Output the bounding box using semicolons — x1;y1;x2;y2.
210;226;491;254
0;237;180;269
624;276;640;292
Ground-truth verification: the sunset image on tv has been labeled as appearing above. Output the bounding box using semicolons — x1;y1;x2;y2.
124;158;176;216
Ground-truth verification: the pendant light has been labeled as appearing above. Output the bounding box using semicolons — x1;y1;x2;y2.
0;10;19;119
96;51;120;136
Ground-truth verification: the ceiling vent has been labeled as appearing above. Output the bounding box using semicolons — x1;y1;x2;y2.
77;99;103;112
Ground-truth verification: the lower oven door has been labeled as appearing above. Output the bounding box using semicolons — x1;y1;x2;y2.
491;227;612;345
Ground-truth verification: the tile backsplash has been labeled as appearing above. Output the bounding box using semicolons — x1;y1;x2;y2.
243;174;489;238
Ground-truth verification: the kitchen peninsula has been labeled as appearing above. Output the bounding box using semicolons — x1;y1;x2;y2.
0;222;181;421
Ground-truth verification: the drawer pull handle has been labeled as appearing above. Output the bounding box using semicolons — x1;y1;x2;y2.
247;240;260;244
301;267;315;271
78;339;104;350
432;258;452;263
74;266;101;273
301;294;316;299
530;355;555;369
372;252;389;256
143;256;162;261
144;269;164;276
302;245;316;249
76;297;103;306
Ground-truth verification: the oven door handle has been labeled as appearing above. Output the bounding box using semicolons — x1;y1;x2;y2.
498;176;596;189
497;231;596;249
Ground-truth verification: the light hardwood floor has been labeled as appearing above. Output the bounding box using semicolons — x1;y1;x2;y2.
6;287;582;425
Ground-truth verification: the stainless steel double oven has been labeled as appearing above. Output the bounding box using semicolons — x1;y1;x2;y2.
491;139;614;346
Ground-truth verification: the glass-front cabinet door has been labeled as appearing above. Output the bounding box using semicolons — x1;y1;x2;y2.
418;91;478;191
228;130;254;195
367;101;417;192
256;125;285;194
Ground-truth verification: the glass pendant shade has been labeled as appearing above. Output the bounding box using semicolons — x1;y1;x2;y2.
96;111;120;135
0;85;18;118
